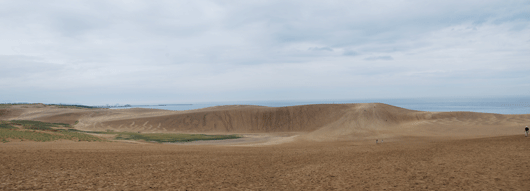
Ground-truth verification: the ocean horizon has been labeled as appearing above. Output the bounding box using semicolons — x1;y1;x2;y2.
111;96;530;115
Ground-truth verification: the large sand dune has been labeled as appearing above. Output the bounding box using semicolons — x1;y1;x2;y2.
95;104;350;134
3;103;529;142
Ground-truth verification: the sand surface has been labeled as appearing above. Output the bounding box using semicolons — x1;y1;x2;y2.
1;103;530;190
1;136;529;190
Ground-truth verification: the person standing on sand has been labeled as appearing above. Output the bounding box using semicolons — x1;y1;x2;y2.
525;126;529;137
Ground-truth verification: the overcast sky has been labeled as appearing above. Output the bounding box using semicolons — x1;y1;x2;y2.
1;0;529;105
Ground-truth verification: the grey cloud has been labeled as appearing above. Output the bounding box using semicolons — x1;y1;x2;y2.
53;13;101;36
364;56;393;61
308;47;333;51
0;55;63;78
267;1;528;48
0;0;529;104
343;50;359;56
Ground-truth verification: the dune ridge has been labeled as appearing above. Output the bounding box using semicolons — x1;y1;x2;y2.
95;104;351;133
304;103;528;141
3;103;529;141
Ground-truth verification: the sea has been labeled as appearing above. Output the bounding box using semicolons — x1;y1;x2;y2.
109;96;530;115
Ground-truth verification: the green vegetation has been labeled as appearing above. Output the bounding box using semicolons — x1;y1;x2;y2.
10;120;71;130
0;123;17;129
0;121;17;129
114;132;241;143
65;129;111;134
0;120;102;143
67;129;241;143
0;104;11;109
0;128;64;142
0;128;103;142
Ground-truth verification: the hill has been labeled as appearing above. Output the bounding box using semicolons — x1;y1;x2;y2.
3;103;529;141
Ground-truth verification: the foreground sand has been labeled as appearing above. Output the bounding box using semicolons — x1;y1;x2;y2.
1;136;529;190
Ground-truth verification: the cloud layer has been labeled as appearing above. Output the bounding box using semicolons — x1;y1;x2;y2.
1;0;529;104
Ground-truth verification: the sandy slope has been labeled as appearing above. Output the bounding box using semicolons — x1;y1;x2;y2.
2;103;529;143
305;103;530;141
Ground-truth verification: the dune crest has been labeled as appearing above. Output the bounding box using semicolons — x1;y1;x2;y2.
3;103;529;141
305;103;530;141
95;104;350;133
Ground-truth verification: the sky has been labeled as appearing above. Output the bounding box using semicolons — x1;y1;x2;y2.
1;0;529;105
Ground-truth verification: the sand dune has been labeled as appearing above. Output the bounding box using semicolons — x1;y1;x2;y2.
0;108;24;120
95;104;350;134
305;103;529;141
3;103;529;142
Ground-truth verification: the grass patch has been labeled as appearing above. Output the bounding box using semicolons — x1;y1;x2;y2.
0;120;103;142
0;128;104;143
65;129;114;134
67;129;241;143
0;104;11;109
114;132;241;143
0;123;17;129
0;129;65;142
